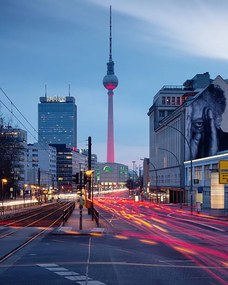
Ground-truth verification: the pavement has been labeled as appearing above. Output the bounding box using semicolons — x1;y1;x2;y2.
52;203;105;236
166;203;228;220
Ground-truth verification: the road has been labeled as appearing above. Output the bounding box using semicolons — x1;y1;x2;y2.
0;191;227;285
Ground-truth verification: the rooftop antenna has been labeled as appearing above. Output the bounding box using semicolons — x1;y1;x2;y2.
68;84;71;97
45;84;47;98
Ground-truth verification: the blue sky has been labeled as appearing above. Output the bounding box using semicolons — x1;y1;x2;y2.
1;0;228;168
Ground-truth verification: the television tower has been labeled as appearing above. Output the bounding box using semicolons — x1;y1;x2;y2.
103;5;118;163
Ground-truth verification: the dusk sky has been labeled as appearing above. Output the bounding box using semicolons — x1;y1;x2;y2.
1;0;228;169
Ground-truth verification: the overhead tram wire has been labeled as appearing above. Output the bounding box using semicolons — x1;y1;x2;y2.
0;87;37;135
0;87;53;155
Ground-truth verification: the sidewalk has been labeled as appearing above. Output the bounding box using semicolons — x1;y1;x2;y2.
52;203;105;236
166;203;228;220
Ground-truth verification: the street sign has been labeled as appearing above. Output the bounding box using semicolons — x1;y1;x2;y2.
219;160;228;184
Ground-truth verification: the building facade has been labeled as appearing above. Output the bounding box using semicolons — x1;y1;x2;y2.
0;127;27;198
148;72;228;212
50;144;87;192
95;162;128;191
184;152;228;215
38;95;77;147
27;143;57;191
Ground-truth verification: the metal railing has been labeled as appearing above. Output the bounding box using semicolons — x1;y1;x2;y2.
0;201;39;217
92;207;99;227
62;202;75;225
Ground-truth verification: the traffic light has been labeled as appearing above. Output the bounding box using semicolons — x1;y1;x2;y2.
72;173;79;184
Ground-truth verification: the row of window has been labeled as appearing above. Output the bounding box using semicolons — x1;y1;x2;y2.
159;110;174;118
162;96;182;106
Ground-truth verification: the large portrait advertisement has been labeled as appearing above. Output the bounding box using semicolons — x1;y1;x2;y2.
185;76;228;161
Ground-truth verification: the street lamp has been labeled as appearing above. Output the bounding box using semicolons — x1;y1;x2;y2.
1;178;7;215
24;184;28;208
85;170;94;220
158;147;183;208
132;161;136;190
148;161;158;203
162;124;193;214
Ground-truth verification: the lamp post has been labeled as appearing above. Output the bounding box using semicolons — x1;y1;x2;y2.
1;178;7;215
158;147;183;208
24;184;28;208
148;161;158;203
162;124;193;214
85;170;94;220
132;161;136;190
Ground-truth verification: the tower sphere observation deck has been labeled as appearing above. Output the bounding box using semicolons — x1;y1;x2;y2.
103;73;118;91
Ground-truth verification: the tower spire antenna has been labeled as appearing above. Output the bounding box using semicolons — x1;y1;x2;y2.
109;5;112;62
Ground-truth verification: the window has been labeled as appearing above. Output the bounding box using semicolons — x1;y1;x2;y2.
204;164;210;180
166;97;170;105
171;97;175;105
159;110;165;117
176;97;180;105
162;97;166;105
194;166;202;180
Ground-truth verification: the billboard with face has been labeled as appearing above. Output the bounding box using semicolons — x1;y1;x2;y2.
185;76;228;161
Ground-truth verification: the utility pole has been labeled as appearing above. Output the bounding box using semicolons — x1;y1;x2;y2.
88;136;92;198
79;170;83;230
88;136;92;215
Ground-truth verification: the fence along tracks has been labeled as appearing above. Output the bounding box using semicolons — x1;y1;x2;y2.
0;201;75;264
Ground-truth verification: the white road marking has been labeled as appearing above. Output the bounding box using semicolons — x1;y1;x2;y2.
37;263;107;284
55;271;79;275
37;263;58;267
77;281;106;285
46;267;68;271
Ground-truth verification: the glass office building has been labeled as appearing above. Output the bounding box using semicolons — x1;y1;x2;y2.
38;96;77;147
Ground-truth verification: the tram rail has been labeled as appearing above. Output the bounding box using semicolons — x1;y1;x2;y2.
0;201;75;264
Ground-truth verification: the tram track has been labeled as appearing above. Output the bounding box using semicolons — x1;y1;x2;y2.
0;201;75;265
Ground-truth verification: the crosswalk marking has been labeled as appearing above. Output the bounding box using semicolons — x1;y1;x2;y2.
77;281;106;285
65;276;87;281
37;263;106;285
46;267;68;271
55;271;80;276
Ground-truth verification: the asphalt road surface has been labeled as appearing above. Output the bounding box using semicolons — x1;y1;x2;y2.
0;192;227;285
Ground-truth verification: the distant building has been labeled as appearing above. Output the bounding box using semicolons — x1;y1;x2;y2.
38;95;77;147
0;127;27;198
26;143;57;190
96;162;128;190
50;144;87;192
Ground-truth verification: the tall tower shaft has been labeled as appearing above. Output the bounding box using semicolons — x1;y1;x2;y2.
103;6;118;163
